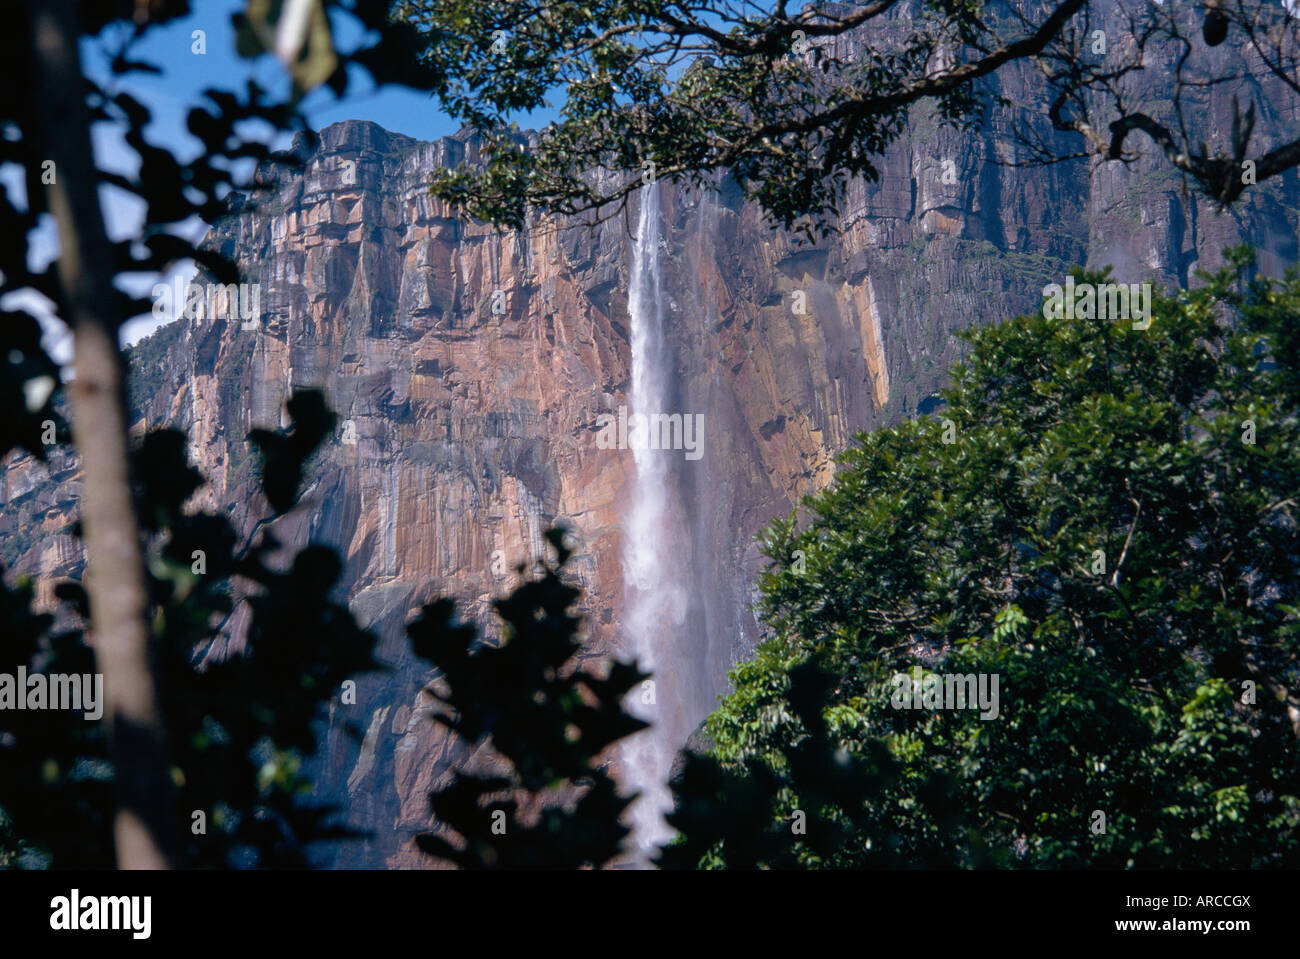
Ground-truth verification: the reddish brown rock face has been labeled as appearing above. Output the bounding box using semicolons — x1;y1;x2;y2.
5;26;1300;863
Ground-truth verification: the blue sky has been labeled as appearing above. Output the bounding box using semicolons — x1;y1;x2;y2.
21;0;491;363
100;0;466;146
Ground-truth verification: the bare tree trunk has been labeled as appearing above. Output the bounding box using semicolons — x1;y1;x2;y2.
27;0;176;869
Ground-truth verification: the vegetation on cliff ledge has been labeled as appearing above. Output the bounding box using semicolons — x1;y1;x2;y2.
671;249;1300;867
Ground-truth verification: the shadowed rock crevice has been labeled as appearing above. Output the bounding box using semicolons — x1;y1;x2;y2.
6;63;1300;863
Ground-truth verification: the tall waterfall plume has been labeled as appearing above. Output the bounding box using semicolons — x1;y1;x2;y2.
620;181;690;855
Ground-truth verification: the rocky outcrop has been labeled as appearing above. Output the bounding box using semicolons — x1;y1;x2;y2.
4;14;1300;866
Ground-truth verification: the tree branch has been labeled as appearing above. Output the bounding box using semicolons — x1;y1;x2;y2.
27;0;177;870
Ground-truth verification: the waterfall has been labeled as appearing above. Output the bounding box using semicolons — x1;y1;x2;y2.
621;181;689;854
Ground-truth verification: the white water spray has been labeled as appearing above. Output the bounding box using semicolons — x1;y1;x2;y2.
621;182;689;854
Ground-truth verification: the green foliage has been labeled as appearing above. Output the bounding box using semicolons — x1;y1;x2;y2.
396;0;1027;236
1;0;452;498
125;321;188;421
249;390;336;514
0;0;497;870
662;656;999;868
678;250;1300;867
0;311;65;462
396;1;1300;234
0;390;382;868
411;528;650;868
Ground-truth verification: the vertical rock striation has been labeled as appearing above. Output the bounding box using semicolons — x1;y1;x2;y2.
4;24;1300;865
